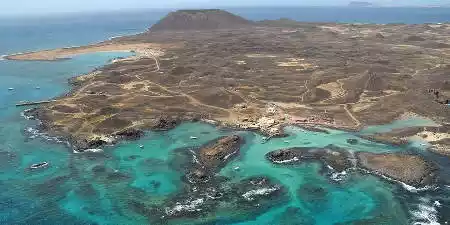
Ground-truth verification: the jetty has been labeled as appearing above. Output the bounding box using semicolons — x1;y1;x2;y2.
16;100;55;107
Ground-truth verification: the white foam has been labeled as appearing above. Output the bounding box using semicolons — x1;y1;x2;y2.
411;197;440;225
242;186;279;201
223;150;237;160
273;157;299;164
359;168;435;193
164;198;204;216
189;149;199;164
20;109;34;120
83;148;103;153
330;170;348;181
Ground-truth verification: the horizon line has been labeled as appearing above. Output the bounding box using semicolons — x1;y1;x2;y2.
1;5;449;19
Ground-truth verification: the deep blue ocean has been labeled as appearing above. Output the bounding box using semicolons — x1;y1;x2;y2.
0;7;449;225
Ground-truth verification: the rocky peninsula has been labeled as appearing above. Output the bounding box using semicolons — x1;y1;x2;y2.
266;147;437;187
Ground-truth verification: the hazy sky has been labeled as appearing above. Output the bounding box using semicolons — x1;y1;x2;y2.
2;0;449;16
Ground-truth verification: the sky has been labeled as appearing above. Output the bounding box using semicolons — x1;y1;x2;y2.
1;0;449;16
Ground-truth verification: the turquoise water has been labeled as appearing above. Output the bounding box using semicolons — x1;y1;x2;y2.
1;9;449;225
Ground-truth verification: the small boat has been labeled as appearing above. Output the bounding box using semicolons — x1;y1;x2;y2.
30;162;49;169
284;140;290;143
190;136;198;140
35;86;41;90
8;88;14;91
234;166;240;171
139;145;144;149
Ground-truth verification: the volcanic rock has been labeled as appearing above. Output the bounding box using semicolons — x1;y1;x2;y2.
149;9;252;32
356;152;436;187
266;146;353;172
199;135;244;170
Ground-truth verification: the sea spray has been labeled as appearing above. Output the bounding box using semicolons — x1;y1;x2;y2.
164;198;204;216
411;197;441;225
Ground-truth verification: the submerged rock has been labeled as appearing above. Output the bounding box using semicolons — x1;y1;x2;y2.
187;168;210;183
347;138;359;145
356;152;436;187
266;146;353;172
234;177;285;202
199;135;244;170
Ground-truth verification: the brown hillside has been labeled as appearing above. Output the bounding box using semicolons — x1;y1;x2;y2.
149;9;253;32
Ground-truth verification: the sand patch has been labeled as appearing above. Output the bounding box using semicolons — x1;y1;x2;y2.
6;42;178;61
245;54;278;58
411;131;450;142
317;82;345;100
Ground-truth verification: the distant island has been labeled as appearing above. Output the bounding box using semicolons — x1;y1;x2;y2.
348;1;373;7
7;9;450;157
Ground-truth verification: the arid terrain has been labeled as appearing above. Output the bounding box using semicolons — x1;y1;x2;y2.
9;10;450;154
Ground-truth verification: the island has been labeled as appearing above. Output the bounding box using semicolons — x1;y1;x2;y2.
7;9;450;156
348;1;374;7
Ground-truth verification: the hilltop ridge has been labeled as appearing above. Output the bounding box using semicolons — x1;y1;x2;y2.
149;9;253;32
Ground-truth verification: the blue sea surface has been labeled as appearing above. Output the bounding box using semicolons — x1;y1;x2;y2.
0;7;449;225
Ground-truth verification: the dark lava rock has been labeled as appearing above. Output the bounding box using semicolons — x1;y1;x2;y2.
116;128;144;140
300;126;330;134
360;134;409;146
356;152;437;187
199;135;244;170
91;165;107;175
70;137;107;151
266;146;353;172
125;155;141;161
106;171;132;182
298;183;329;200
347;138;359;145
187;168;210;183
75;183;98;197
151;116;179;130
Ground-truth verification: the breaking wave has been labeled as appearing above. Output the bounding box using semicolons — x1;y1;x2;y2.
242;186;280;201
164;198;204;216
411;197;441;225
273;157;299;164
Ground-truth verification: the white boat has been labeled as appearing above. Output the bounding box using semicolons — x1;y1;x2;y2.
8;88;14;91
35;86;41;90
139;145;144;149
190;136;198;140
30;162;49;169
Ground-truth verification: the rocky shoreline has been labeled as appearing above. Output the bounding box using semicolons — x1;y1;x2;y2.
266;147;437;188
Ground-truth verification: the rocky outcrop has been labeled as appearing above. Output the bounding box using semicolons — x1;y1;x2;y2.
266;146;353;172
199;135;244;170
150;116;180;130
116;128;144;140
356;152;436;187
346;138;359;145
360;133;409;146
